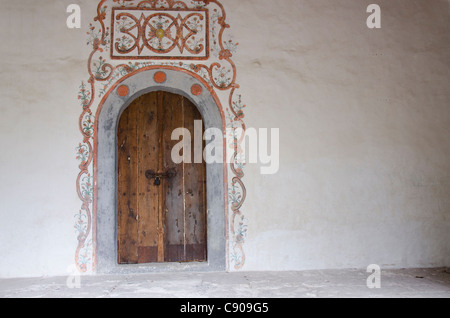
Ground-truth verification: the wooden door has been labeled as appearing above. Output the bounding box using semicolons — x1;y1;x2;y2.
117;91;207;264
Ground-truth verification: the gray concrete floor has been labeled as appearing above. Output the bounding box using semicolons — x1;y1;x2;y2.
0;268;449;298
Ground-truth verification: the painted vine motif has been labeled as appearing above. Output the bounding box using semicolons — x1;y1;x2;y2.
111;8;209;59
76;0;247;272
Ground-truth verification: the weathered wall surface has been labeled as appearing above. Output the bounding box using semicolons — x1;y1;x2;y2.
234;0;450;271
0;0;449;278
0;0;90;278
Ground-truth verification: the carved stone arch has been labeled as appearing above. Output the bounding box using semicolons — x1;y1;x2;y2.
94;67;227;274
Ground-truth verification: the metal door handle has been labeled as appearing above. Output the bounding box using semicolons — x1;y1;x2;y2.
145;168;177;186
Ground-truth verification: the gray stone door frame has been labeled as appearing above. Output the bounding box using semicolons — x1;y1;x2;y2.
95;68;227;274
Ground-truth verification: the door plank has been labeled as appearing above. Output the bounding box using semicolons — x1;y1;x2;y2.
183;98;208;262
156;92;167;263
137;92;160;263
117;98;139;264
161;93;186;262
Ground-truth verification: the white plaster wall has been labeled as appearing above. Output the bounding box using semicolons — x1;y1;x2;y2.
0;0;93;278
229;0;450;271
0;0;449;278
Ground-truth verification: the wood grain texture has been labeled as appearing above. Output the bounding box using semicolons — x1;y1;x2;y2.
137;92;159;263
117;91;207;264
161;92;185;262
183;98;207;262
117;97;139;264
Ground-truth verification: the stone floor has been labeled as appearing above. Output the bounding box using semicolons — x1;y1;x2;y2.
0;268;449;298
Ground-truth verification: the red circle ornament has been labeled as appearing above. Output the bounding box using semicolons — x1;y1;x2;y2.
117;85;129;97
191;84;203;96
154;71;167;83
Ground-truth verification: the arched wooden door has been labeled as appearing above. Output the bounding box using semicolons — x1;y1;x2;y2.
117;91;207;264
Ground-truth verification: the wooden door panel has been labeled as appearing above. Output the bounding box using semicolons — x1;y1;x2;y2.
161;93;185;262
117;91;207;265
183;101;207;262
117;98;139;265
137;92;159;263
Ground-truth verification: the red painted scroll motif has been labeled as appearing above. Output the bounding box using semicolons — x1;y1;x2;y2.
112;8;208;59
